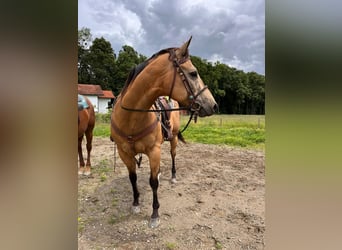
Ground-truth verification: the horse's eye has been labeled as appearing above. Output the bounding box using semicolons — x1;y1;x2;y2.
189;71;198;78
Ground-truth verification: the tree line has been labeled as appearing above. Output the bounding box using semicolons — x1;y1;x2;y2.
78;28;265;114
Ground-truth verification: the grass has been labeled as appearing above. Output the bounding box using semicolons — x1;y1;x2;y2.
180;115;265;149
108;215;117;225
93;114;265;149
92;159;111;182
215;241;223;249
78;217;85;233
108;213;127;225
165;242;176;250
93;159;111;174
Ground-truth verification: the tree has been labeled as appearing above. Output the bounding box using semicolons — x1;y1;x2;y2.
113;45;144;93
246;72;265;114
191;56;225;109
87;37;116;90
78;27;92;49
78;28;93;83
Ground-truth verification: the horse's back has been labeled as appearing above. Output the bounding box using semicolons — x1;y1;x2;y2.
78;96;95;137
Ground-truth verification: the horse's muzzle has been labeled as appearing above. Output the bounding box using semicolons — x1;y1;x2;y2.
198;102;218;117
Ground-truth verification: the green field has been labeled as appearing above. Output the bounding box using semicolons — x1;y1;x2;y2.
93;114;265;149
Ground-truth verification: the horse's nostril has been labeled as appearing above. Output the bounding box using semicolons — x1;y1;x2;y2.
213;103;219;113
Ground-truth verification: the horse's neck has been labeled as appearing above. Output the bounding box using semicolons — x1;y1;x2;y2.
122;60;170;111
122;84;158;111
116;82;161;127
115;55;171;128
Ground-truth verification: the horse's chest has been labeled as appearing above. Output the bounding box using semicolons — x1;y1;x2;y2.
117;136;159;156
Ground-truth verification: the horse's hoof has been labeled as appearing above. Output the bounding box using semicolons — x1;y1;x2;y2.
149;217;160;228
171;178;177;184
83;167;91;176
78;168;84;175
132;205;140;214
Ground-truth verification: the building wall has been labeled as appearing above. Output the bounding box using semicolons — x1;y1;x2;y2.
79;94;112;113
98;99;111;114
82;95;98;112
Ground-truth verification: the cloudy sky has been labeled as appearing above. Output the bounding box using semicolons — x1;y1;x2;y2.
78;0;265;75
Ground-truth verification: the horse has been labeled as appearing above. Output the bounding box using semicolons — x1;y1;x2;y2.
110;37;218;228
154;97;186;182
78;95;95;176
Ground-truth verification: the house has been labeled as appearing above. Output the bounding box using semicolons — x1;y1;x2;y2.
98;90;115;113
78;84;115;113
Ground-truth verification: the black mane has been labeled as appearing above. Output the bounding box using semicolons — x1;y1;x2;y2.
120;48;176;95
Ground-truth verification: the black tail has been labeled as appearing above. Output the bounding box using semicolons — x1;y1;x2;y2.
177;132;186;143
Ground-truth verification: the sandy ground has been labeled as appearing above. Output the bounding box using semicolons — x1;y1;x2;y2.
78;137;265;249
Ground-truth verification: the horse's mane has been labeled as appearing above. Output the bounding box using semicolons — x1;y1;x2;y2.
120;47;176;95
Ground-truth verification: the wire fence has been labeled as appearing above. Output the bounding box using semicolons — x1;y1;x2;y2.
180;114;265;129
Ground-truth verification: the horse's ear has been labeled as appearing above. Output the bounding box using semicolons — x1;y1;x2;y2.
177;36;192;58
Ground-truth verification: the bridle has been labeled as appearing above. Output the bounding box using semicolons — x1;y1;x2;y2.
167;49;208;116
120;48;209;119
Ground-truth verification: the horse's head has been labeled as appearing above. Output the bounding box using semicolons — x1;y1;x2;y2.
169;37;218;117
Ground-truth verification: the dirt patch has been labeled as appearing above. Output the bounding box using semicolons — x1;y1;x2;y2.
78;137;265;249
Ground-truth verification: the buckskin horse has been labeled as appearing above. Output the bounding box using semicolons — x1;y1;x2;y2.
78;94;95;176
110;37;218;228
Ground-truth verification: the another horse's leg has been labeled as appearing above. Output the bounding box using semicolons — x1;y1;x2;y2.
118;148;140;213
148;148;161;228
78;135;85;175
84;128;93;176
170;135;178;184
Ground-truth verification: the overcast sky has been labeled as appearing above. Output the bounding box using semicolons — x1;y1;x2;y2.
78;0;264;75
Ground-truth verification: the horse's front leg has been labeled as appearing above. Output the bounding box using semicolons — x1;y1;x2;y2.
148;148;161;228
118;148;140;213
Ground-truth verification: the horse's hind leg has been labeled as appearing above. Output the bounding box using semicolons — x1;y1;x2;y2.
84;129;93;176
170;136;178;184
78;135;85;175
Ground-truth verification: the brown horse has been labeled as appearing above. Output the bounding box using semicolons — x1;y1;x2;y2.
78;95;95;176
110;37;218;228
155;97;185;183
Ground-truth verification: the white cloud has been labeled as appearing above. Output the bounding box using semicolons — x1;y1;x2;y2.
208;54;262;73
234;14;256;26
208;54;225;64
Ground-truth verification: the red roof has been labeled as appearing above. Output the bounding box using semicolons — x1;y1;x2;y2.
78;84;103;95
99;90;115;99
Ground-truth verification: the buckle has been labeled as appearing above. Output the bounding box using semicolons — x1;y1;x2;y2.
127;135;134;143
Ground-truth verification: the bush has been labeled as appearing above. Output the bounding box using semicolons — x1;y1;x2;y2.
95;113;111;123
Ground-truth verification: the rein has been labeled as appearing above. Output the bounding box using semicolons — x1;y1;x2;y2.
179;112;195;133
120;105;189;112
